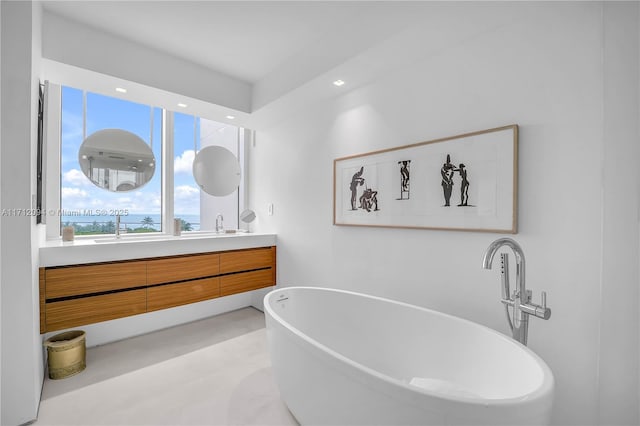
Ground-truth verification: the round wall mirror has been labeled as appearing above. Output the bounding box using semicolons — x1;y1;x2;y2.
78;129;155;192
192;146;241;196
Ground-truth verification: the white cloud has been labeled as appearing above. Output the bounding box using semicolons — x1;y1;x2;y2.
61;187;88;198
174;185;200;215
60;186;91;213
90;198;105;208
116;196;133;204
175;184;199;200
63;169;92;187
105;192;161;215
174;150;195;174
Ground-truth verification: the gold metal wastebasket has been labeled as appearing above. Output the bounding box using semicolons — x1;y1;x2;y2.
44;330;86;379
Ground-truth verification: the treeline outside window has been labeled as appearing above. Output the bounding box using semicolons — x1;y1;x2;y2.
59;86;243;236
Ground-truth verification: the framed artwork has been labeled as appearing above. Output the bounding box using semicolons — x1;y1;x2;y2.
333;124;518;233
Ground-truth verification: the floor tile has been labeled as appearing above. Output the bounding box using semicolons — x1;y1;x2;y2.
36;308;298;426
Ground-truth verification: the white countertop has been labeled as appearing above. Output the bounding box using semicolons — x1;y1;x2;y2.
40;232;277;267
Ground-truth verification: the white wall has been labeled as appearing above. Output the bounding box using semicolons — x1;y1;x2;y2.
0;1;44;425
0;3;3;422
249;3;638;425
598;3;640;423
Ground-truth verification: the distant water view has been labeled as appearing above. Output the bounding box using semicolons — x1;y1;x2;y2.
61;214;201;234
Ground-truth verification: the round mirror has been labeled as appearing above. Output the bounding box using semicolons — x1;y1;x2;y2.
192;146;241;196
78;129;155;192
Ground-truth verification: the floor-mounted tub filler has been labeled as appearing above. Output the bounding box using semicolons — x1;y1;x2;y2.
483;238;552;346
264;286;554;425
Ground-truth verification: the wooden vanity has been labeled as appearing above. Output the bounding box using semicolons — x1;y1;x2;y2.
39;246;276;333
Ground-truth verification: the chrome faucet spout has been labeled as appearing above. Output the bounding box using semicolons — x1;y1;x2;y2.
483;238;549;346
482;237;526;297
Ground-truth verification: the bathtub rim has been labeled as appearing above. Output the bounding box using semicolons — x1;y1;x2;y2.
264;285;555;409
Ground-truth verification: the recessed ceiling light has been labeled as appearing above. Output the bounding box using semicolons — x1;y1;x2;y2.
333;80;345;87
115;87;127;93
177;103;188;108
226;115;235;120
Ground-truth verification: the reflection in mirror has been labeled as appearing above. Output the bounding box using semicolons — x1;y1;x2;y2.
240;209;256;233
78;129;156;192
240;209;256;223
192;145;241;196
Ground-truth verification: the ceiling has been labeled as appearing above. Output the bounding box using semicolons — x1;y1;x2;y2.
41;1;372;84
40;1;501;129
41;1;400;127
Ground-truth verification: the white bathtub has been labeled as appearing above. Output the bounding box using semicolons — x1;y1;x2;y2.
264;287;554;425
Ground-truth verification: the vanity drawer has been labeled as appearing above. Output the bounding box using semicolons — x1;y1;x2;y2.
45;261;147;299
220;269;274;296
147;277;220;312
219;247;274;274
147;253;220;285
40;246;276;333
45;289;147;332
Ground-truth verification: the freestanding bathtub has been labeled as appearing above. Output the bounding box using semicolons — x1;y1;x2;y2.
264;287;554;425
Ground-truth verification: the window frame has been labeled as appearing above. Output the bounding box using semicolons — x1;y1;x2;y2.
44;82;246;240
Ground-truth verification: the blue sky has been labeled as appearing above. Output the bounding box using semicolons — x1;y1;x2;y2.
61;86;201;219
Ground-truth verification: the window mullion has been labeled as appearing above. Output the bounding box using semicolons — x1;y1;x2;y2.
162;110;175;234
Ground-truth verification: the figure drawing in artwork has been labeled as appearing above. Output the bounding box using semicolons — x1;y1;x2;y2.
441;154;455;206
457;163;470;206
349;167;365;210
347;166;380;213
440;154;472;207
359;187;379;212
398;160;410;200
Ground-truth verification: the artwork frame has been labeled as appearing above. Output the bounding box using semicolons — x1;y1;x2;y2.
333;124;518;233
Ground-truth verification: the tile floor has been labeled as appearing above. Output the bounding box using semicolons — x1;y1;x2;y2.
35;307;298;425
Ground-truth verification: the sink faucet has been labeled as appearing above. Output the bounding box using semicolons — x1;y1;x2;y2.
483;238;551;345
115;214;126;239
215;213;224;233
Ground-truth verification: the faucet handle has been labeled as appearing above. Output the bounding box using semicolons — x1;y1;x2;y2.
535;291;551;320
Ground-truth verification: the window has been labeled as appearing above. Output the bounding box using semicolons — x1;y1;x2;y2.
172;114;243;232
173;112;200;231
60;87;163;234
198;118;242;231
50;84;244;238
